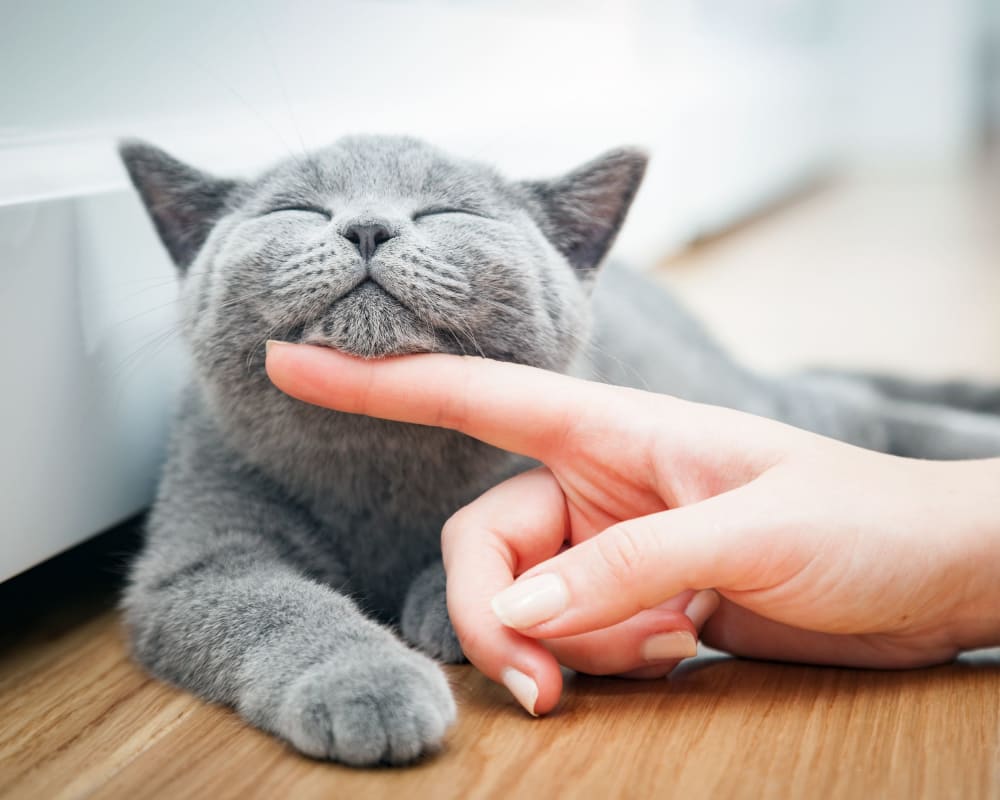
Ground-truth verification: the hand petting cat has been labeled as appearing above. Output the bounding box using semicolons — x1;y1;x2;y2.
267;342;1000;716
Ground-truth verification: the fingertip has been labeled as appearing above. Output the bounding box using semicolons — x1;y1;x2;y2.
264;342;365;409
472;635;563;716
511;647;563;716
500;667;541;716
640;630;698;661
264;339;314;396
263;339;287;384
684;589;720;631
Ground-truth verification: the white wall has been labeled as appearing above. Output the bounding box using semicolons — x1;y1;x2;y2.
986;0;1000;138
834;0;984;165
0;0;838;259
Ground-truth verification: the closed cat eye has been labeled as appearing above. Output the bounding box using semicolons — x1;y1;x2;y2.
412;207;487;220
267;205;333;220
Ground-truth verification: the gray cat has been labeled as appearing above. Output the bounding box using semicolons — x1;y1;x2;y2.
119;135;1000;767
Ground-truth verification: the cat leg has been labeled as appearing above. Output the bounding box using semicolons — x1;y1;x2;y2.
787;373;1000;459
400;561;466;664
869;398;1000;460
804;369;1000;416
124;526;455;766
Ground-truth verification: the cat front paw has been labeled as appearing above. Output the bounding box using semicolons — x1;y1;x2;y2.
401;562;466;664
276;645;456;766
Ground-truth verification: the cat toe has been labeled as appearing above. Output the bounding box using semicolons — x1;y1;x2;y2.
276;646;456;766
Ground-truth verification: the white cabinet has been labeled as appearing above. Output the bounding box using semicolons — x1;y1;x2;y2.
0;192;186;581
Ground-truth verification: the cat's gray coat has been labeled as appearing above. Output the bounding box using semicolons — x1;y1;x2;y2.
119;135;1000;766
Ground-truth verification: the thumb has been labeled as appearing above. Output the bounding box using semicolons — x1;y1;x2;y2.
489;487;766;639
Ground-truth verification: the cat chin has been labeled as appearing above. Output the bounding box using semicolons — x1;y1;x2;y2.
296;323;483;359
300;338;438;359
299;328;442;359
295;281;444;358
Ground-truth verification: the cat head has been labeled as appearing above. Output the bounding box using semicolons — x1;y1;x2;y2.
120;135;645;393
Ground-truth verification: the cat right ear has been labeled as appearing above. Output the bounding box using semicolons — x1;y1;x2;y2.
118;139;241;271
518;147;648;278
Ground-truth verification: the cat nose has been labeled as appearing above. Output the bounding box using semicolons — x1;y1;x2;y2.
342;222;394;261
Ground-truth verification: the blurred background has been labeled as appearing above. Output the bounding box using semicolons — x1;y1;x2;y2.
1;0;999;577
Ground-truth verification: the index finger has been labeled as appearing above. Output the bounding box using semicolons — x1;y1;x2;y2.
265;341;625;461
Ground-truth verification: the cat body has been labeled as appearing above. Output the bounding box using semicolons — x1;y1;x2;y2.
120;135;1000;766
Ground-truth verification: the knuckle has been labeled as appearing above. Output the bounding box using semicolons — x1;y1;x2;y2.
440;512;462;548
441;504;477;547
595;523;647;589
453;624;487;661
440;512;471;570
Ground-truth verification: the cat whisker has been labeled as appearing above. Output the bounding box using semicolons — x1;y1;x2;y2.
107;323;186;409
438;314;488;359
401;261;467;292
247;320;285;374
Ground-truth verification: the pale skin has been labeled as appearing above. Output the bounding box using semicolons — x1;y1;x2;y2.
266;343;1000;715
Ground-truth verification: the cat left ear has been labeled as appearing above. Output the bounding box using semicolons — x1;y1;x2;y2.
119;139;241;271
519;147;648;275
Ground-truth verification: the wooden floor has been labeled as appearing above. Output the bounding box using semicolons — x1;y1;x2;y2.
3;530;998;800
4;169;1000;799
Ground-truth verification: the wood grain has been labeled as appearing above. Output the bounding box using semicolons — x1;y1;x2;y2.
1;603;998;800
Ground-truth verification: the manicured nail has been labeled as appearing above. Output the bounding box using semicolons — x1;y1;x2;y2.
685;589;720;629
641;631;698;662
500;667;539;716
491;574;569;630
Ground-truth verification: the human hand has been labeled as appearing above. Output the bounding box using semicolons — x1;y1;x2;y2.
266;343;1000;714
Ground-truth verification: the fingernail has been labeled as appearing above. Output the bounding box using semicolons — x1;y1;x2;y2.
491;574;569;630
641;631;698;662
500;667;539;716
265;339;288;355
684;589;720;629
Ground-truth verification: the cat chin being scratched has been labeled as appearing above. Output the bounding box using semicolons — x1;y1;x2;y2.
119;135;1000;766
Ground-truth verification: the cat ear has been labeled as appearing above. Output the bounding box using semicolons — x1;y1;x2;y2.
519;147;648;275
118;139;241;271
